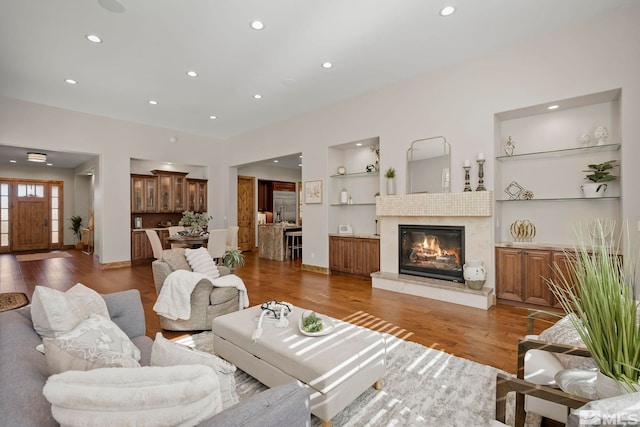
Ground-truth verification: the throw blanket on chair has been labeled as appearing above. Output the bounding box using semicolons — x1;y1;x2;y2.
211;274;250;310
153;270;209;320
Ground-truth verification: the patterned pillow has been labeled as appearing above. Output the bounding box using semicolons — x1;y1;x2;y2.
53;313;141;362
163;248;192;271
42;365;222;427
151;332;238;409
538;315;597;370
185;247;220;279
31;283;110;338
43;337;140;375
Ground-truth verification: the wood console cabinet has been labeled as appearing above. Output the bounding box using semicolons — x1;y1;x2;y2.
329;235;380;278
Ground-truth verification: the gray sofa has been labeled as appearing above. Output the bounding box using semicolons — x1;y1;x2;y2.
0;289;310;427
152;248;240;331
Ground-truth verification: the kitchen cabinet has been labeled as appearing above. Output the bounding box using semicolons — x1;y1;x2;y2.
131;231;153;261
329;235;380;278
131;175;157;213
187;179;208;213
152;170;188;213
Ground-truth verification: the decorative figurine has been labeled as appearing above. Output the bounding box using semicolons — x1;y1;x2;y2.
594;125;609;146
579;132;592;147
521;189;534;200
504;136;515;156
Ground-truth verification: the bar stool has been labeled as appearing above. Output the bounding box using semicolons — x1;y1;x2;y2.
285;231;302;260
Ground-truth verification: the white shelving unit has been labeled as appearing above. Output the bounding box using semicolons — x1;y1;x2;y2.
494;89;622;244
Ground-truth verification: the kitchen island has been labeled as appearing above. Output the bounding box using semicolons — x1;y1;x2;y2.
258;223;301;261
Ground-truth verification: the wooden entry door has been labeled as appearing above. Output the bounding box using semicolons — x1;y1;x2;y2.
237;176;255;252
12;182;50;251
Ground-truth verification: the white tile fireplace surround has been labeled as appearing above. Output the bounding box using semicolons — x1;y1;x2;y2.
372;192;495;310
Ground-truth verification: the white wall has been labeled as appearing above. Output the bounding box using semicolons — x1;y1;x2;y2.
224;4;640;269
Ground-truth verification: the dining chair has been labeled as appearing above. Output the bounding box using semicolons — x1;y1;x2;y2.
207;229;228;264
144;229;164;260
167;226;187;249
226;226;239;252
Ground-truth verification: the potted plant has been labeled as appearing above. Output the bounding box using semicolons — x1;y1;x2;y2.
547;220;640;397
385;167;396;195
581;160;617;198
179;211;213;236
223;248;245;272
68;215;83;249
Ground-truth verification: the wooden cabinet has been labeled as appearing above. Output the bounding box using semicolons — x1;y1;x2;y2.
187;179;207;213
258;180;296;213
131;231;153;261
131;175;157;213
148;171;189;213
329;235;380;278
496;246;555;307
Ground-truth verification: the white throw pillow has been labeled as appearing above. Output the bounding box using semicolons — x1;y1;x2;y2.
151;332;238;409
43;337;140;375
43;365;222;427
53;313;141;362
31;283;110;338
538;315;597;370
185;247;220;279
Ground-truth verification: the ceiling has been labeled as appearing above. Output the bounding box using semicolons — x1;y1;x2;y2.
0;145;96;170
0;0;634;143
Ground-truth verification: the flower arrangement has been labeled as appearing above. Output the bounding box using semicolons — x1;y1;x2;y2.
179;211;212;235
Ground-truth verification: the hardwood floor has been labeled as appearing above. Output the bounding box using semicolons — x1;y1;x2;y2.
0;249;554;373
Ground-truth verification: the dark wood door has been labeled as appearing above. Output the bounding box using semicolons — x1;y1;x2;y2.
523;249;553;306
495;247;524;302
12;183;50;251
237;176;255;252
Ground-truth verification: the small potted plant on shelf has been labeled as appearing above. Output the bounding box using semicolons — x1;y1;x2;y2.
385;167;396;196
179;211;213;236
581;160;617;198
68;215;83;249
223;249;245;272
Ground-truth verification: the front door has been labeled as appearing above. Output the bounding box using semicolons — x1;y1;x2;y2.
12;182;50;251
237;176;255;252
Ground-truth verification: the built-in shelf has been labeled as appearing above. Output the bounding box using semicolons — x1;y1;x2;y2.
330;171;379;178
330;202;376;206
496;143;620;161
496;196;620;202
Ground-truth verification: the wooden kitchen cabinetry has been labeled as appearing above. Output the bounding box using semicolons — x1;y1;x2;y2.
131;175;157;213
187;179;208;213
329;235;380;278
151;170;188;213
131;231;153;261
495;246;556;307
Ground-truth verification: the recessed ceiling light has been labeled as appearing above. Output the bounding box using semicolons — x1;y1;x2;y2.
169;137;177;143
253;94;262;99
166;162;173;165
356;143;363;146
209;115;217;120
548;105;559;110
65;79;78;85
273;160;279;163
85;34;102;43
149;100;158;105
298;164;302;167
250;20;264;30
322;62;333;69
440;6;456;16
9;160;16;163
46;163;53;166
186;70;198;77
299;155;302;158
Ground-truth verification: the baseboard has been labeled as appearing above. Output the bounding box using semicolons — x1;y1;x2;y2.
301;264;329;274
101;260;131;270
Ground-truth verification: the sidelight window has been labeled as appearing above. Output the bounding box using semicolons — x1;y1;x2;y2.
0;183;8;248
51;185;60;244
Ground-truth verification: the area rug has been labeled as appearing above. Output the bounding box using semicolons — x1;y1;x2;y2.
0;292;29;312
16;252;72;262
187;331;541;426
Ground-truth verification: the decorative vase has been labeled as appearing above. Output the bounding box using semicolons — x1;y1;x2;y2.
594;125;609;146
463;260;486;290
596;371;636;399
581;183;607;198
340;188;348;204
387;178;396;196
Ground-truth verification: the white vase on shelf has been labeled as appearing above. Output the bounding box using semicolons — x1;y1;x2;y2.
386;178;396;196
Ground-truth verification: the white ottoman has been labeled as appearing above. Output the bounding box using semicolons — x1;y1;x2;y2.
212;305;386;426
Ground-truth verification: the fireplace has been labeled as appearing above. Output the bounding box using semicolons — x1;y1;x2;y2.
398;224;465;283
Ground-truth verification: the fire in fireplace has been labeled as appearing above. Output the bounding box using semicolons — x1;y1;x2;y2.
398;224;465;283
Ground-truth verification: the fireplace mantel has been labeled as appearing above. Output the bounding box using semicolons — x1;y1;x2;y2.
373;192;495;310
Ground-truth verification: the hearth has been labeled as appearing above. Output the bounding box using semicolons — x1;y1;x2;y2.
398;224;465;283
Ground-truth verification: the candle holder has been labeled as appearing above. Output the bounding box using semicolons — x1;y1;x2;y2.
476;159;486;191
463;166;472;192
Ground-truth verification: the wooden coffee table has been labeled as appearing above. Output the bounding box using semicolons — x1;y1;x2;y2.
212;305;386;426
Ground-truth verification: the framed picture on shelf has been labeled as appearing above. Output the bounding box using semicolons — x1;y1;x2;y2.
304;180;322;204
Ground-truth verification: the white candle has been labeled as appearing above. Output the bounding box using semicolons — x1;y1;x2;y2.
477;152;485;160
463;160;471;167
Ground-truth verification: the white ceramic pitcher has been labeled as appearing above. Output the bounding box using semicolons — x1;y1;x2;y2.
463;260;486;290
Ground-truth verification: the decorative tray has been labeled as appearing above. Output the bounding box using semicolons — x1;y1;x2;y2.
298;310;335;337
